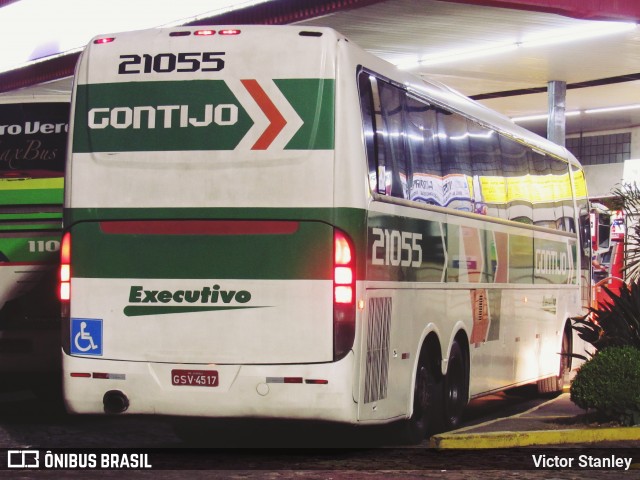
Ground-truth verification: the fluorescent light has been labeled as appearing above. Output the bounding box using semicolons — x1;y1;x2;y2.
512;113;549;122
413;43;518;67
513;104;640;122
396;21;637;69
585;104;640;114
512;111;580;122
522;22;637;49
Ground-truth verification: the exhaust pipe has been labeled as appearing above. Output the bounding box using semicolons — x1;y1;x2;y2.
103;390;129;414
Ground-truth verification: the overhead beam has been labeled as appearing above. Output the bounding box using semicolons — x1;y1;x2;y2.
441;0;640;22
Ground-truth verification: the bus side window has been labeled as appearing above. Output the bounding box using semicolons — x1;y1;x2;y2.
404;94;442;206
357;71;378;194
499;135;534;224
377;81;409;199
436;109;473;212
467;120;505;218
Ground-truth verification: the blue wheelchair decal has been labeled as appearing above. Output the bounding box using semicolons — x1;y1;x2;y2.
70;318;103;356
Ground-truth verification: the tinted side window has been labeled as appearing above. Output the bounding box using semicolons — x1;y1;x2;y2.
405;95;442;205
358;70;575;229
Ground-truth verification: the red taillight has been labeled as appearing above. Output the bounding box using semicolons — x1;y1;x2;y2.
93;37;115;44
59;232;71;301
333;230;356;360
334;231;354;304
194;29;215;36
219;29;241;35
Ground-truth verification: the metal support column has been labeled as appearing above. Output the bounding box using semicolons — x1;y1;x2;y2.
547;80;567;147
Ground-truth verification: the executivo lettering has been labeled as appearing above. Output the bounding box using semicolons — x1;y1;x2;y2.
124;285;262;317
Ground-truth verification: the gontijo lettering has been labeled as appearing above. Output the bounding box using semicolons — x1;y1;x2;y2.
88;104;238;130
129;285;252;304
535;248;569;276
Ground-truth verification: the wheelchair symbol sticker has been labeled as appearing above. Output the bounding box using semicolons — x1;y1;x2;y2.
70;318;103;356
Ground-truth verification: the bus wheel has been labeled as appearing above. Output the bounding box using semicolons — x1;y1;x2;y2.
443;340;468;430
537;325;572;394
402;349;442;443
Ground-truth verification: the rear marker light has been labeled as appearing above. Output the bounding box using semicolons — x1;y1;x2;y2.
94;37;115;44
266;377;303;384
305;379;329;385
195;29;215;36
92;372;126;380
219;29;241;35
70;372;91;378
170;31;191;37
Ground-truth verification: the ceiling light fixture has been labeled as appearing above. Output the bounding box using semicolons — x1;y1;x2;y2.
396;21;637;69
585;104;640;114
512;111;581;122
404;43;517;68
522;22;637;49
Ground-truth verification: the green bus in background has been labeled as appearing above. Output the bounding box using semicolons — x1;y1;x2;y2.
0;80;70;378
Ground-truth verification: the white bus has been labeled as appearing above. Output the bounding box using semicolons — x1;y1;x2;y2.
0;79;70;375
61;25;589;441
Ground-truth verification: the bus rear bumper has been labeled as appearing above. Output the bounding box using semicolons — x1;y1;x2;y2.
62;352;357;424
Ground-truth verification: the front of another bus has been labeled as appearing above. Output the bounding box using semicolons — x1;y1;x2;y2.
62;26;364;422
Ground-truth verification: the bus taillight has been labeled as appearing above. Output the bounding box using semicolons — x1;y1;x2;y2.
333;229;355;360
334;231;353;303
93;37;115;44
219;29;241;35
194;30;215;36
60;232;71;301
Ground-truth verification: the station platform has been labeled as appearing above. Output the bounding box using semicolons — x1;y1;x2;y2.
430;389;640;449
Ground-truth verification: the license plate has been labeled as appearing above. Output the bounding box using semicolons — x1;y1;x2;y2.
171;369;219;387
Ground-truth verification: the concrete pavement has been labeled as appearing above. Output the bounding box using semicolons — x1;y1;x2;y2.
430;388;640;449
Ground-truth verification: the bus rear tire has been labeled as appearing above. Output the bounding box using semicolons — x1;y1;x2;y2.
443;339;468;430
401;348;443;444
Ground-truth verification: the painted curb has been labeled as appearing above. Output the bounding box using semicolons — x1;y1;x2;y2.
430;426;640;449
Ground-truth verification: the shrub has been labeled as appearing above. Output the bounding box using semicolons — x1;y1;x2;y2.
570;345;640;426
571;281;640;357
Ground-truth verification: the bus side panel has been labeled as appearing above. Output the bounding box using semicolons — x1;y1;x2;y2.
357;202;581;420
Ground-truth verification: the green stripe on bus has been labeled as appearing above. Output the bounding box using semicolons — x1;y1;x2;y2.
0;187;63;205
123;305;266;317
275;79;334;150
67;207;366;280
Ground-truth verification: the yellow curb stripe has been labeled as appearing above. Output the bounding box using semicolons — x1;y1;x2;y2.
444;394;567;435
430;427;640;449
